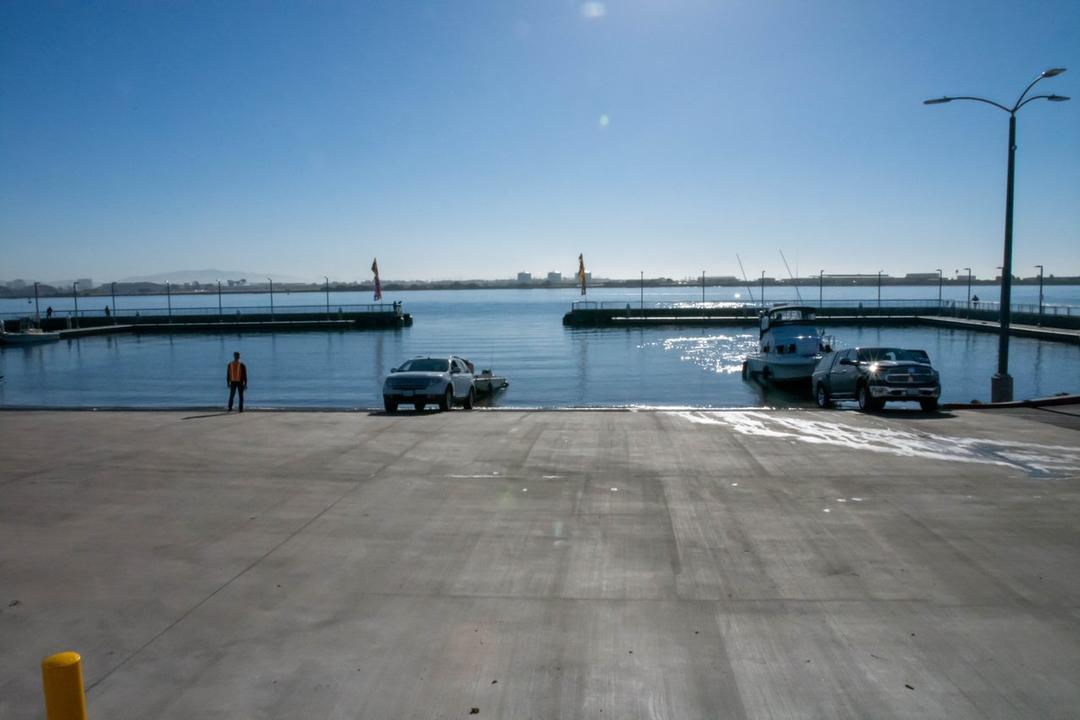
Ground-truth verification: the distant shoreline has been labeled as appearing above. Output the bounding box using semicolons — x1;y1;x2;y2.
3;276;1076;300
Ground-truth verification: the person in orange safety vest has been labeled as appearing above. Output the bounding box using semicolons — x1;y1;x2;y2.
226;351;248;412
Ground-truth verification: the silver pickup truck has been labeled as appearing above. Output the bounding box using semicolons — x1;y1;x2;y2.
382;356;476;413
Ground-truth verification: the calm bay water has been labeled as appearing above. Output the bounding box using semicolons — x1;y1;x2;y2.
1;286;1078;408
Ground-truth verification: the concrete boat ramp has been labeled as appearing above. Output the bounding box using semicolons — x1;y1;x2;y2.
2;407;1079;718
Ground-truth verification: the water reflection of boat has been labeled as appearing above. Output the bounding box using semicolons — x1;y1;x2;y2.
0;327;61;346
742;305;825;385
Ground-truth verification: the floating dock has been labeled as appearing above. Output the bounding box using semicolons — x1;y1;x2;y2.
916;315;1080;344
564;303;1080;344
2;305;411;337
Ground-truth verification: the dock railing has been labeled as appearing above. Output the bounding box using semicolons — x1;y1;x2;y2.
565;298;1079;331
1;302;399;322
568;298;1076;316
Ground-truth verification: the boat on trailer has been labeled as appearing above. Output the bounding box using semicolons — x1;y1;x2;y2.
473;368;509;396
742;305;827;384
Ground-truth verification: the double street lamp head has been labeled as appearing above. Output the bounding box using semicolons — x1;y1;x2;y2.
923;68;1068;109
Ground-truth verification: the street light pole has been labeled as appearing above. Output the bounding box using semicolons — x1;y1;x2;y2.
1035;264;1044;325
267;277;274;317
72;281;79;327
876;271;883;309
111;282;116;322
760;271;765;308
701;271;706;305
925;67;1070;402
640;271;643;310
217;279;223;320
936;268;943;309
819;270;824;310
166;281;172;321
324;276;330;316
34;281;40;323
964;267;972;304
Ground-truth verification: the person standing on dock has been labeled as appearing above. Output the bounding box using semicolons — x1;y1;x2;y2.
226;352;247;412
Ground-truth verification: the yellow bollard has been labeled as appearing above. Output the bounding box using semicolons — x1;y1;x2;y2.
41;652;88;720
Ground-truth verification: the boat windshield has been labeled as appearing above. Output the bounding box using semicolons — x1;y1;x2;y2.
856;348;928;363
771;308;815;322
399;358;449;372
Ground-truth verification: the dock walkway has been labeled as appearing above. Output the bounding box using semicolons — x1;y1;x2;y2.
609;314;922;327
50;319;375;339
917;315;1080;343
2;303;412;336
576;311;1080;344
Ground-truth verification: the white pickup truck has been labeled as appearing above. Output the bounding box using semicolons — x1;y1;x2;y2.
382;356;476;413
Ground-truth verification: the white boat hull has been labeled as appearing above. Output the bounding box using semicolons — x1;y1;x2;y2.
473;375;509;395
745;356;818;382
0;332;60;346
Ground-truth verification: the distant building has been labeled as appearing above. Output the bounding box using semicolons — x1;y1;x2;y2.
904;272;939;281
75;278;94;289
517;272;532;283
547;271;562;282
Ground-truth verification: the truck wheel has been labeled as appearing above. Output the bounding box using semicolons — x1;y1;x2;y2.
815;383;832;409
463;386;475;410
920;399;938;412
438;386;453;412
742;361;749;380
857;384;878;412
413;401;425;412
384;397;397;414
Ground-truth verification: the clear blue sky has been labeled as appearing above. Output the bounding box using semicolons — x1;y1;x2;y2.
1;0;1077;283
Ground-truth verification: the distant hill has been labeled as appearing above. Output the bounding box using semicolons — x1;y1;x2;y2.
119;270;303;284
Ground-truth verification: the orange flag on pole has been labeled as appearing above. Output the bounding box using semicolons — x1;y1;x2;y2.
577;254;587;296
371;258;382;301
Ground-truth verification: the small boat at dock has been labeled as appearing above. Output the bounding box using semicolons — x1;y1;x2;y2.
0;327;61;346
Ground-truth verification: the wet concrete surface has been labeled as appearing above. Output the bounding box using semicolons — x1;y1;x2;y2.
1;407;1079;718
